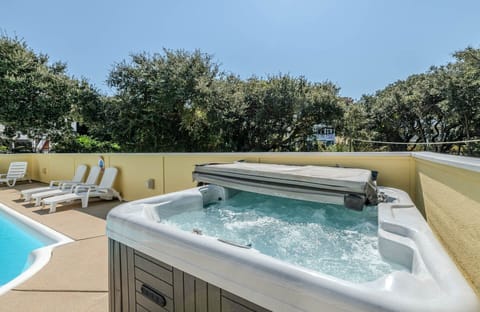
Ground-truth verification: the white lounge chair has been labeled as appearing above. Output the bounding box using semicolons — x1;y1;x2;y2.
0;162;28;187
42;167;122;213
21;164;88;201
31;166;101;206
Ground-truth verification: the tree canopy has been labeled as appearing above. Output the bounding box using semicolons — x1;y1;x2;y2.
0;36;108;150
356;49;480;154
0;35;479;155
105;50;344;152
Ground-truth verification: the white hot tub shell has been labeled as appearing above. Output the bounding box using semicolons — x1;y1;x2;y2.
107;183;479;312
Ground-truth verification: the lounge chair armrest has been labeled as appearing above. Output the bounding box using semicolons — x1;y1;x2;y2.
89;186;113;194
50;180;69;187
95;187;111;193
60;181;77;189
74;184;96;193
78;183;97;187
61;182;95;190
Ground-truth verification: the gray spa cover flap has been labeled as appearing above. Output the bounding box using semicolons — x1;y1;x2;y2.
193;162;378;209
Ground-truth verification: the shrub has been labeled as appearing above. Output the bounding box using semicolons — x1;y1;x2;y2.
52;135;120;153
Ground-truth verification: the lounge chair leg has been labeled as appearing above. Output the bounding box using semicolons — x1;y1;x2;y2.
35;197;42;206
113;189;122;202
50;203;56;213
81;197;88;208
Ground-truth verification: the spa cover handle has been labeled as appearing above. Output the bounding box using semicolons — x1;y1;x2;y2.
141;283;166;307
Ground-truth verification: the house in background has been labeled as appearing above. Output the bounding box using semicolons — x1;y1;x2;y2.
0;124;51;153
312;124;336;146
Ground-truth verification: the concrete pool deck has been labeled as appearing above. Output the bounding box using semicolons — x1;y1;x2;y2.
0;183;119;312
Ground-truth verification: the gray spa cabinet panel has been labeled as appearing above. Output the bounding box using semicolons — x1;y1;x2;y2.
221;291;270;312
109;239;271;312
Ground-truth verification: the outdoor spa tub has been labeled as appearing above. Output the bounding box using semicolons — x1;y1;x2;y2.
106;163;479;312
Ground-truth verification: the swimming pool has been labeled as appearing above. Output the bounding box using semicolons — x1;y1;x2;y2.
0;204;73;295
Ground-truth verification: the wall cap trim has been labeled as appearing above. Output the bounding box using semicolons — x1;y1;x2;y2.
412;152;480;173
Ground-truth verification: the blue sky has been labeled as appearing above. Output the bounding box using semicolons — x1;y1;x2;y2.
1;0;479;99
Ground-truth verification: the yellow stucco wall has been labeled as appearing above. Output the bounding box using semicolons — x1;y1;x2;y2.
415;159;480;294
2;152;414;200
109;154;164;200
163;154;260;193
28;154;99;184
0;152;478;294
0;154;33;180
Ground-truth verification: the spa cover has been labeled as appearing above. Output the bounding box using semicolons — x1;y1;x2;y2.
193;162;378;209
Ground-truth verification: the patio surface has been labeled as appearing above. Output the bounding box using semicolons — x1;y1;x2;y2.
0;182;120;312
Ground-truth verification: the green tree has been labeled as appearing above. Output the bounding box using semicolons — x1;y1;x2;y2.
231;75;343;152
449;47;480;154
107;49;221;152
0;36;105;152
356;46;480;155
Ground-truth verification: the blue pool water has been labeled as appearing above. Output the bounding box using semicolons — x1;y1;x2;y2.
0;210;45;286
163;191;407;283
